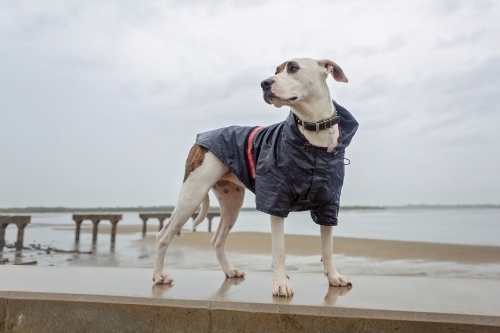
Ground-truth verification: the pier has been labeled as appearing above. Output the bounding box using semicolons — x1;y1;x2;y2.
72;214;123;244
0;215;31;250
139;211;221;237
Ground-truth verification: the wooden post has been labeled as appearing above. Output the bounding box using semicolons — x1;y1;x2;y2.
141;217;148;237
111;219;117;243
15;223;27;249
0;223;7;248
92;219;100;243
74;218;83;241
159;218;165;231
208;216;213;232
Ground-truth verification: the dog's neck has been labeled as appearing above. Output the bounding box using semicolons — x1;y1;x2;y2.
290;90;335;122
290;89;340;152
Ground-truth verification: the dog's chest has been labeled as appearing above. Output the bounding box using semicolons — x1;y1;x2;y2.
253;125;345;211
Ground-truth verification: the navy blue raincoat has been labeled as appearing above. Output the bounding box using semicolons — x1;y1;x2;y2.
196;101;358;226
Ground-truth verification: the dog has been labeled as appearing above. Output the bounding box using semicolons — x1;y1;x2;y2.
153;58;358;297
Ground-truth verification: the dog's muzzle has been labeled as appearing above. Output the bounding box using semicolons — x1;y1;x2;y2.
261;79;276;104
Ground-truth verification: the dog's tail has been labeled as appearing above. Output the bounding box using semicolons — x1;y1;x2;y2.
192;194;209;230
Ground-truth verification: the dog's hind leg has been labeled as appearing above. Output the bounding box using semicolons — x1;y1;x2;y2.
320;225;352;287
152;149;228;284
210;180;246;278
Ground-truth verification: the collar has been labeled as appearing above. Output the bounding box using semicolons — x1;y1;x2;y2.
295;113;340;132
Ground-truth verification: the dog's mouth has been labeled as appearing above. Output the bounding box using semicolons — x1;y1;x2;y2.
263;93;298;104
263;92;277;104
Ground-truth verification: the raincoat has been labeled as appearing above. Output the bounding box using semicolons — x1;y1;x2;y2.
196;100;358;226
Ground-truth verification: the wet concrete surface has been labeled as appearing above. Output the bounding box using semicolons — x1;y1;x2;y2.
0;266;500;333
1;266;499;314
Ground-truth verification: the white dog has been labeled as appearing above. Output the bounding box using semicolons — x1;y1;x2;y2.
153;58;358;297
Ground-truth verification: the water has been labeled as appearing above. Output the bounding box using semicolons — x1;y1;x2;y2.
1;209;500;278
200;208;500;246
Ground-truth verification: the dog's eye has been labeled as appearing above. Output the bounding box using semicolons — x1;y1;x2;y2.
290;66;299;73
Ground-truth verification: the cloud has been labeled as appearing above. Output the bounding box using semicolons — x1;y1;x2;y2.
1;0;500;206
435;29;486;49
436;0;496;15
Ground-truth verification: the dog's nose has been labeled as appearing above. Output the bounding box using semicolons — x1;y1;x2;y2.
261;79;274;90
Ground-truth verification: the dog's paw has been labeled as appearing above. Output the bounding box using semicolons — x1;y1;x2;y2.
225;268;246;278
152;272;174;284
326;272;352;287
273;279;294;297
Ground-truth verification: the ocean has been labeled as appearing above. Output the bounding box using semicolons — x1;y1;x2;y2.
215;208;500;246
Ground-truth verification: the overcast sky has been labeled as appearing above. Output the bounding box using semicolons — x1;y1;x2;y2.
1;0;499;208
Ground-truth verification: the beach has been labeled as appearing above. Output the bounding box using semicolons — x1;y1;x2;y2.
72;224;500;263
2;210;500;279
153;231;500;263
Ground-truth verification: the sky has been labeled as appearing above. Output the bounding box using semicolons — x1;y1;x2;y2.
1;0;499;208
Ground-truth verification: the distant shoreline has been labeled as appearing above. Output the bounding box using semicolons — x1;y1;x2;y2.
1;204;499;213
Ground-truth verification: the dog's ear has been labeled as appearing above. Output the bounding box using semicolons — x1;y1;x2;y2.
317;59;348;83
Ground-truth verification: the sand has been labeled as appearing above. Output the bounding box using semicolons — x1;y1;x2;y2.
65;224;500;264
169;232;500;264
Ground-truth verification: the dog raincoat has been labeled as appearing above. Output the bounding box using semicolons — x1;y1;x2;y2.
196;100;358;226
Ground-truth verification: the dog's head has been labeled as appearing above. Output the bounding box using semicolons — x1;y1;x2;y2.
261;58;348;108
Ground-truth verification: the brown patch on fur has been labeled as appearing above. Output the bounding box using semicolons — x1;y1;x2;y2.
223;188;229;194
183;144;208;182
275;62;287;75
236;187;241;192
216;180;230;187
286;61;300;74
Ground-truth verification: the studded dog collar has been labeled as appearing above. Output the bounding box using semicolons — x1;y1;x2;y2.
296;114;340;132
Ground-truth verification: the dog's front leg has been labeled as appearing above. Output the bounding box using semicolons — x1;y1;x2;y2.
270;215;293;297
320;225;352;287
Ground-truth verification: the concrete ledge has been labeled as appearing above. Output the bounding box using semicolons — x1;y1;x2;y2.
1;266;499;332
